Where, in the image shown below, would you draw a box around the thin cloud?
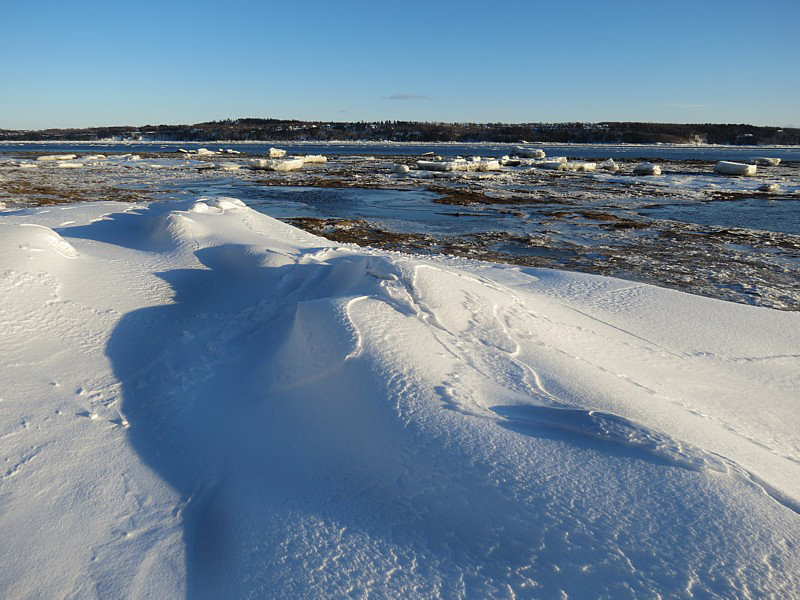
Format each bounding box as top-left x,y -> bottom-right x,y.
664,103 -> 714,109
383,94 -> 430,101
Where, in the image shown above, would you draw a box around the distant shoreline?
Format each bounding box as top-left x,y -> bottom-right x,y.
2,119 -> 798,146
2,139 -> 799,150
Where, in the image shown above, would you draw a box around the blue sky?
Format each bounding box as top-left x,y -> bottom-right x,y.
2,0 -> 798,129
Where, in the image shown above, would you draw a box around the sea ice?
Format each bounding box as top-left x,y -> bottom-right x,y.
300,155 -> 328,164
715,161 -> 757,176
36,154 -> 77,161
752,157 -> 781,166
249,158 -> 306,172
634,162 -> 662,175
598,158 -> 619,172
514,146 -> 546,159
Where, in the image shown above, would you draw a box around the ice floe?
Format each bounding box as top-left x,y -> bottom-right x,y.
633,162 -> 662,175
752,157 -> 781,166
715,161 -> 758,176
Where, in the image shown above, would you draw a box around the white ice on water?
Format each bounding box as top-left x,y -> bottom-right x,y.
0,198 -> 798,598
633,162 -> 662,175
715,161 -> 758,176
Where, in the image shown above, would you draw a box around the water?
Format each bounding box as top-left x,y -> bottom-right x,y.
2,142 -> 798,309
2,140 -> 800,162
638,197 -> 800,236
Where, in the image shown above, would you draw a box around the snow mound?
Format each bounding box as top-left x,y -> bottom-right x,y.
715,161 -> 757,176
190,197 -> 247,214
0,223 -> 79,271
1,199 -> 799,598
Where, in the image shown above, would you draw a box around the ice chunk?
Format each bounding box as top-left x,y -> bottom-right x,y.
564,162 -> 597,172
416,158 -> 500,172
759,183 -> 780,193
218,162 -> 242,171
514,147 -> 546,159
499,155 -> 522,167
751,157 -> 780,166
714,161 -> 757,176
195,148 -> 216,156
249,158 -> 306,172
598,158 -> 619,172
57,161 -> 84,169
416,160 -> 460,172
36,154 -> 77,161
300,155 -> 327,164
269,148 -> 287,158
223,149 -> 241,154
476,159 -> 501,172
392,164 -> 410,174
633,162 -> 662,176
537,160 -> 568,171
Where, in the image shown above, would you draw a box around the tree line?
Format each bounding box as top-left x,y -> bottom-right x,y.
1,119 -> 797,145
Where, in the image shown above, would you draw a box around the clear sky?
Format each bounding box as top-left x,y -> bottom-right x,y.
2,0 -> 798,129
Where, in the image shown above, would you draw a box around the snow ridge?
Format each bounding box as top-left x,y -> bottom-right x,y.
1,199 -> 798,598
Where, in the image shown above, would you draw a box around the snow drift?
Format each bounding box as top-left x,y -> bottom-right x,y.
1,199 -> 799,598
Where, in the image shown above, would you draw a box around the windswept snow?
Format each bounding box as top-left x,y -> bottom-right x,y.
1,198 -> 799,598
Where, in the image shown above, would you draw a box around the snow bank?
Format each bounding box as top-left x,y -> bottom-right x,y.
1,199 -> 799,598
633,162 -> 662,175
715,161 -> 757,176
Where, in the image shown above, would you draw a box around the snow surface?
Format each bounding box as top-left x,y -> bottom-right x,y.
1,199 -> 799,598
